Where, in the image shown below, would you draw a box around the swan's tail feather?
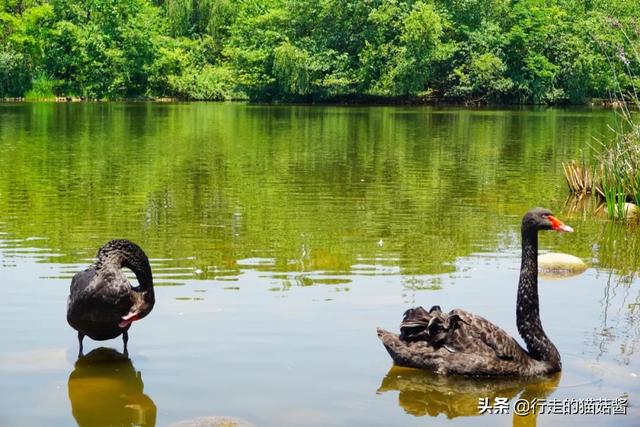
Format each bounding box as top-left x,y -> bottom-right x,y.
377,328 -> 444,373
398,306 -> 464,348
399,306 -> 432,341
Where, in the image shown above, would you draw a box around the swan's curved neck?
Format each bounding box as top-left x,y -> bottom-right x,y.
125,256 -> 154,292
97,243 -> 154,292
516,229 -> 560,368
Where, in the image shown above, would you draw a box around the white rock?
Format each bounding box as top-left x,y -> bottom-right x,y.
538,253 -> 588,278
615,202 -> 639,219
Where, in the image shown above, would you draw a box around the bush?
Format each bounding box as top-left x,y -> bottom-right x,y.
24,73 -> 58,100
0,48 -> 30,97
168,64 -> 240,100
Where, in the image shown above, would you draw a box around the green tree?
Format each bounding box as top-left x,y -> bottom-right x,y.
225,0 -> 289,99
42,0 -> 166,98
360,0 -> 451,97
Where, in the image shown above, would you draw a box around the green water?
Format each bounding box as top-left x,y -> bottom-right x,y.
0,103 -> 638,426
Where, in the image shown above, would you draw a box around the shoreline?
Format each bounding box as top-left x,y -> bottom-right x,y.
0,96 -> 621,108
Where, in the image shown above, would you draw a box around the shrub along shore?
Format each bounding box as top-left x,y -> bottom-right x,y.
1,0 -> 639,104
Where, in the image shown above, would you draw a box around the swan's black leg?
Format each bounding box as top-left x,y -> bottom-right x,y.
123,330 -> 129,356
77,332 -> 85,358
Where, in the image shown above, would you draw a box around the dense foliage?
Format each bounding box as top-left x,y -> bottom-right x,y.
1,0 -> 639,103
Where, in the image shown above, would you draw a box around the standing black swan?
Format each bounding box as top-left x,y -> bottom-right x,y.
67,239 -> 155,355
377,208 -> 573,376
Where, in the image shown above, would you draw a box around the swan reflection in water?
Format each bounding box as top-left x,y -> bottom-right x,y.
68,347 -> 156,427
378,366 -> 560,425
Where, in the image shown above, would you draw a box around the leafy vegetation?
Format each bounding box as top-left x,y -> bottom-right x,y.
562,16 -> 640,220
1,0 -> 639,102
599,17 -> 640,219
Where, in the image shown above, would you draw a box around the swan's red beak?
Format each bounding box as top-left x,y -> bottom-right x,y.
548,215 -> 574,233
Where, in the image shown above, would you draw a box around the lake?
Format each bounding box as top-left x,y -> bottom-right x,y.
0,103 -> 637,426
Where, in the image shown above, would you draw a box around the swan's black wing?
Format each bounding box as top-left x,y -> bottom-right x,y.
67,267 -> 135,339
399,306 -> 524,360
378,306 -> 536,376
69,268 -> 96,294
445,309 -> 524,361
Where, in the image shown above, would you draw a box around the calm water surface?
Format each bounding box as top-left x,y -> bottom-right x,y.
0,103 -> 638,426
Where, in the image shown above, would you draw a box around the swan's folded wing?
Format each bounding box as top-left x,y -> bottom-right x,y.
70,268 -> 96,293
448,309 -> 524,361
68,267 -> 134,322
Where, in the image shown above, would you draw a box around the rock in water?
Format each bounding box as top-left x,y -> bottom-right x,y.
538,253 -> 587,277
616,202 -> 639,219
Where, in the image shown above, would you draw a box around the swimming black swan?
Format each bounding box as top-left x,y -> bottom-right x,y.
377,208 -> 573,376
67,240 -> 155,355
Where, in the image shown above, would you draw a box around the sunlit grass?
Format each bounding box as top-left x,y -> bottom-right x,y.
24,74 -> 58,101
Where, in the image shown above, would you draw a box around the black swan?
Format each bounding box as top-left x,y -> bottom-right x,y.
67,239 -> 155,355
377,208 -> 573,376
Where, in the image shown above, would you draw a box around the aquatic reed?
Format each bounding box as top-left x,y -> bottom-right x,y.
598,131 -> 640,218
591,19 -> 640,220
562,160 -> 597,195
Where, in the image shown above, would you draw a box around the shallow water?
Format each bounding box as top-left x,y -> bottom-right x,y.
0,103 -> 638,426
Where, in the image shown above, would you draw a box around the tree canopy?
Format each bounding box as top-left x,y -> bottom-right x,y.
1,0 -> 639,103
